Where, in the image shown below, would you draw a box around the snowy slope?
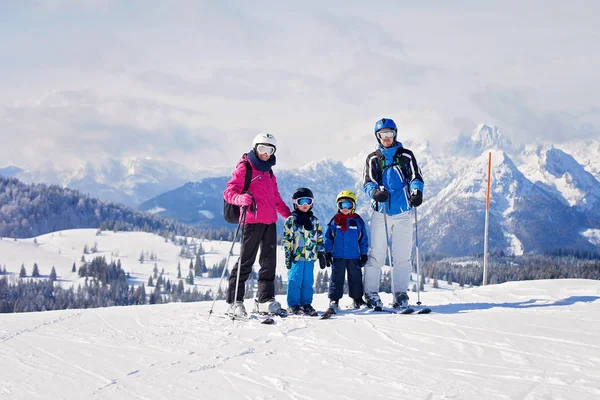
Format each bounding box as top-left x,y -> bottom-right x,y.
0,229 -> 313,291
1,279 -> 599,399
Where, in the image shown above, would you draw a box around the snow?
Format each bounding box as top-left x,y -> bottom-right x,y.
1,279 -> 599,399
503,232 -> 524,256
0,229 -> 320,292
198,210 -> 215,219
146,206 -> 166,214
581,229 -> 600,246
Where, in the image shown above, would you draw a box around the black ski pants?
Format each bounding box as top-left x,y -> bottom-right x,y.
227,222 -> 277,303
328,258 -> 363,301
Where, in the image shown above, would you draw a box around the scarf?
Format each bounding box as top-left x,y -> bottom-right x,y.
378,142 -> 402,167
247,150 -> 276,172
292,210 -> 314,231
333,212 -> 357,232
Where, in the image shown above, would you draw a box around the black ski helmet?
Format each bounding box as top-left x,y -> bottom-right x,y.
292,187 -> 314,210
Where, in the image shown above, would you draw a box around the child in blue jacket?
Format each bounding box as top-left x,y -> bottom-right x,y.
283,187 -> 326,316
324,190 -> 369,312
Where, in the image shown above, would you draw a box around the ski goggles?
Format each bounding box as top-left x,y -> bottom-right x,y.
294,197 -> 313,206
377,129 -> 396,139
338,200 -> 354,210
256,144 -> 276,155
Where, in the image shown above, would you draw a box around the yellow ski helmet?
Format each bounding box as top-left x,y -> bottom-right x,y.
336,190 -> 357,211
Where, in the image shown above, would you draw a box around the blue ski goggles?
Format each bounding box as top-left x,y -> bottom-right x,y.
294,197 -> 313,206
338,200 -> 354,210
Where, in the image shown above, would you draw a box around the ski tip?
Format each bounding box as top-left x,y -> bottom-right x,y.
400,308 -> 415,314
416,308 -> 432,314
261,317 -> 275,324
320,312 -> 334,320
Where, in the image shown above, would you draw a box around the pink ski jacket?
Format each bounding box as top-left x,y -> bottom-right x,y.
223,154 -> 291,225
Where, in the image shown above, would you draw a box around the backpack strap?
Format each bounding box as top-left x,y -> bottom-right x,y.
377,148 -> 403,171
241,159 -> 253,193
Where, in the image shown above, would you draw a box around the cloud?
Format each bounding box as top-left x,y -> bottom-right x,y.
1,1 -> 599,172
0,90 -> 227,169
470,86 -> 600,144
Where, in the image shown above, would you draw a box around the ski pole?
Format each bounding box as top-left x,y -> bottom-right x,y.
208,206 -> 246,319
231,206 -> 248,320
382,201 -> 394,294
414,207 -> 422,306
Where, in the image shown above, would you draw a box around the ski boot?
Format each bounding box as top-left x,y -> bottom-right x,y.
392,292 -> 410,309
302,304 -> 318,317
226,301 -> 247,318
365,292 -> 384,311
288,305 -> 302,315
254,298 -> 287,317
352,297 -> 366,309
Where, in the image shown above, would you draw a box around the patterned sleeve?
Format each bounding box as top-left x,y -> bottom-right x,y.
283,216 -> 295,259
314,217 -> 324,253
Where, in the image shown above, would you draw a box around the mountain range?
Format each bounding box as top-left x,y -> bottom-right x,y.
2,124 -> 599,256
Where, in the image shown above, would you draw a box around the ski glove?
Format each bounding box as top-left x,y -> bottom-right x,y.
410,189 -> 423,207
359,254 -> 368,267
318,252 -> 327,270
236,193 -> 253,207
371,188 -> 389,202
285,253 -> 294,270
325,252 -> 333,267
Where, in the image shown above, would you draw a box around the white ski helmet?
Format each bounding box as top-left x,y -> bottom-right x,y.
252,133 -> 277,149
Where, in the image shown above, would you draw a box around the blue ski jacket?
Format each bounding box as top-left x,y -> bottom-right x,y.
363,141 -> 424,215
323,213 -> 369,259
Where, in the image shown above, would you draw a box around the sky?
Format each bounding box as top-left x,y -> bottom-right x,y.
1,0 -> 599,171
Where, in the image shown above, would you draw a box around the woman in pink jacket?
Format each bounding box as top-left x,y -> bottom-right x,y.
223,133 -> 291,317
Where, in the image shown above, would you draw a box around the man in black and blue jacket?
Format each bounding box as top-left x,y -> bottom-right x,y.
362,118 -> 424,310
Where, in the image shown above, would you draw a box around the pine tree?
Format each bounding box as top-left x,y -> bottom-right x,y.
153,263 -> 158,279
186,270 -> 194,285
49,267 -> 57,282
139,251 -> 145,263
72,262 -> 76,273
32,263 -> 40,278
177,262 -> 181,279
19,264 -> 27,278
148,276 -> 154,287
83,244 -> 89,254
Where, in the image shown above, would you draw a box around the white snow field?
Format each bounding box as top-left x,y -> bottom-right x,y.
1,279 -> 599,400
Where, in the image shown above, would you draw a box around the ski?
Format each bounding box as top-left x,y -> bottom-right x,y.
376,307 -> 414,314
213,312 -> 277,324
320,307 -> 335,319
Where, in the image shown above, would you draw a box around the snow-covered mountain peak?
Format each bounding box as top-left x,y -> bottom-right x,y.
518,145 -> 600,209
471,124 -> 512,151
296,157 -> 346,175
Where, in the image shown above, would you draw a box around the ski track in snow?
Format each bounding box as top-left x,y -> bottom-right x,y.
1,280 -> 600,399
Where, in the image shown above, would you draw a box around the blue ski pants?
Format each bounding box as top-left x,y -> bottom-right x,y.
287,260 -> 315,307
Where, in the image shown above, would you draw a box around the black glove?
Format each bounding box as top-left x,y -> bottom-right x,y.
372,188 -> 389,202
325,252 -> 332,268
359,254 -> 368,267
285,254 -> 294,270
318,252 -> 326,269
410,189 -> 423,207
